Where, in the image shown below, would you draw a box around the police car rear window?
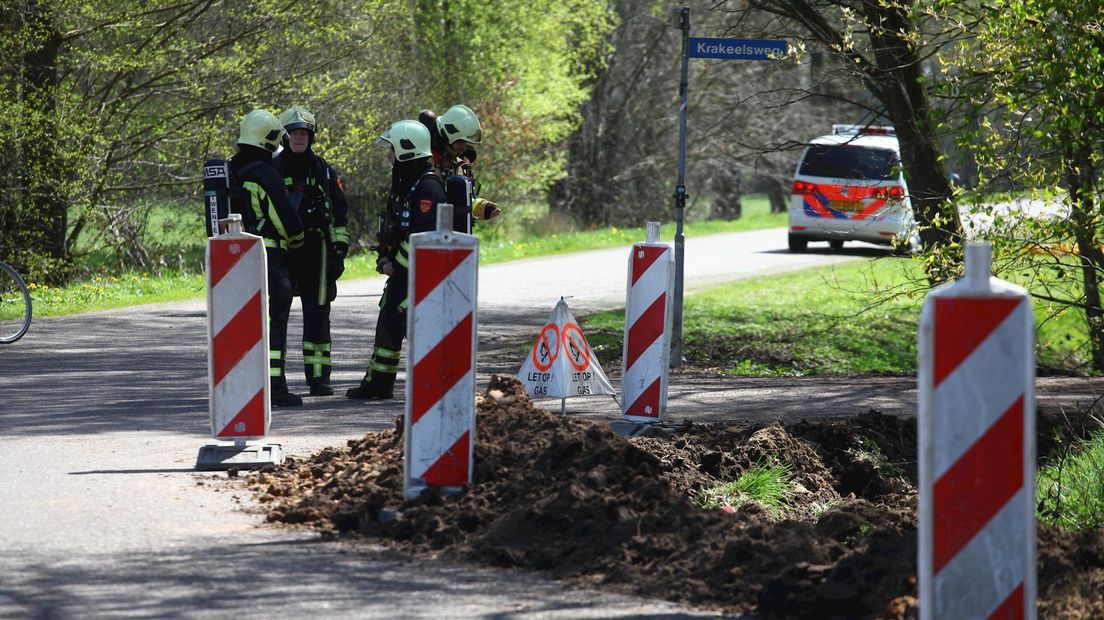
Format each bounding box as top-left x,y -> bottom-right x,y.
798,145 -> 899,181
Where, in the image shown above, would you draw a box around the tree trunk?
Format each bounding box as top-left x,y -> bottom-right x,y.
709,169 -> 742,220
764,177 -> 789,214
10,1 -> 68,282
1066,140 -> 1104,372
861,0 -> 961,282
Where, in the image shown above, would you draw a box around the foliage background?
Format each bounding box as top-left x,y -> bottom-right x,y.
1,0 -> 614,281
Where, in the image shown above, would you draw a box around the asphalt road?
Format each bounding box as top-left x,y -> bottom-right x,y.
0,228 -> 982,618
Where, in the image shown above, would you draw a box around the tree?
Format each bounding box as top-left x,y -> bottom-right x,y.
948,0 -> 1104,370
406,0 -> 614,200
1,1 -> 68,281
2,0 -> 615,280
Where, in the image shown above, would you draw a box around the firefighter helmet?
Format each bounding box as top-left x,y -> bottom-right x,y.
237,109 -> 285,153
279,105 -> 316,134
436,104 -> 482,145
380,120 -> 432,161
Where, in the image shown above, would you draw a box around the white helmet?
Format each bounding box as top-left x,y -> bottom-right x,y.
278,105 -> 317,134
436,104 -> 482,145
380,120 -> 432,161
237,109 -> 285,153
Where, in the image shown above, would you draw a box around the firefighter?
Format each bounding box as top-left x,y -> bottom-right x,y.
229,109 -> 306,407
346,120 -> 446,400
274,105 -> 350,397
418,104 -> 501,234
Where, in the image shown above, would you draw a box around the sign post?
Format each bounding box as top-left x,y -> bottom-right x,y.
669,7 -> 787,367
671,7 -> 690,368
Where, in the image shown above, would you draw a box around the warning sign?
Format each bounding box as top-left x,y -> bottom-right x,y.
517,298 -> 614,400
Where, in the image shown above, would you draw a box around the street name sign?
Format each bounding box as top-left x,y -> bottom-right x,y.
688,38 -> 787,61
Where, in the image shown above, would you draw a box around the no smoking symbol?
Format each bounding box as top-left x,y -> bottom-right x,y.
561,323 -> 590,372
532,324 -> 560,372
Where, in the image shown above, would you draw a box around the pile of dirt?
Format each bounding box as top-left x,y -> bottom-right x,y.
240,376 -> 1104,619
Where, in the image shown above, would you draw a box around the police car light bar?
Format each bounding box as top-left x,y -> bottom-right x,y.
832,124 -> 897,137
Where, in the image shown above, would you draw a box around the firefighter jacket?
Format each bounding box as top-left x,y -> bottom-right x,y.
272,150 -> 350,254
378,166 -> 446,276
229,147 -> 305,251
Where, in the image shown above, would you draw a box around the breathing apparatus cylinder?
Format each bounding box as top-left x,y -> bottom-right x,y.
203,159 -> 232,237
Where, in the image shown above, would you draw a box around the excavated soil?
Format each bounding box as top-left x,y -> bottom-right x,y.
238,376 -> 1104,619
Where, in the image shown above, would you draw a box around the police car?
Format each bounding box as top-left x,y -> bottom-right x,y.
787,124 -> 918,253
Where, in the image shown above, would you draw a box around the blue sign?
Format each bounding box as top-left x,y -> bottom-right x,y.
689,38 -> 787,61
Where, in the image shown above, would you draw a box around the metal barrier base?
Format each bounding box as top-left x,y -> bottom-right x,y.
195,443 -> 283,471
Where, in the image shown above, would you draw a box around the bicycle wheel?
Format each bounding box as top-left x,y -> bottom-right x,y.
0,262 -> 32,344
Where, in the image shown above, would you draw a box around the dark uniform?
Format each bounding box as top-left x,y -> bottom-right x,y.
347,161 -> 446,399
273,150 -> 350,393
229,145 -> 305,404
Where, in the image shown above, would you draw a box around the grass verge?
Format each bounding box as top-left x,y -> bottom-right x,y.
584,255 -> 1089,376
1038,429 -> 1104,530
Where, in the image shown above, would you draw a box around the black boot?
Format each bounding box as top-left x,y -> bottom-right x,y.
272,389 -> 303,407
345,374 -> 394,400
269,346 -> 301,406
308,382 -> 335,397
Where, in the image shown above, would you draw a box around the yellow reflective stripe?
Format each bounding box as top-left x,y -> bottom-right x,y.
245,180 -> 294,248
395,240 -> 410,266
262,185 -> 299,247
269,350 -> 282,360
369,360 -> 399,373
373,346 -> 400,360
269,368 -> 282,377
303,341 -> 332,352
317,241 -> 327,306
304,355 -> 330,365
331,226 -> 349,244
243,181 -> 266,222
399,297 -> 409,310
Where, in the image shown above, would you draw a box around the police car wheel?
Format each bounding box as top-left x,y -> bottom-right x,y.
829,240 -> 844,250
788,234 -> 808,253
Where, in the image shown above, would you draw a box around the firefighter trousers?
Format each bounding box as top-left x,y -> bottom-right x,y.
267,250 -> 294,393
292,231 -> 335,387
360,272 -> 407,389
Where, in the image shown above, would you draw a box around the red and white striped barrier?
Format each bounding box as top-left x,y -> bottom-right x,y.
206,225 -> 270,439
918,242 -> 1035,619
622,222 -> 674,423
404,205 -> 479,499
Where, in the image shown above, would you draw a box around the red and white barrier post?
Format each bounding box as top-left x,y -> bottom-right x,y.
918,242 -> 1035,619
404,204 -> 479,499
197,214 -> 282,470
622,222 -> 674,423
